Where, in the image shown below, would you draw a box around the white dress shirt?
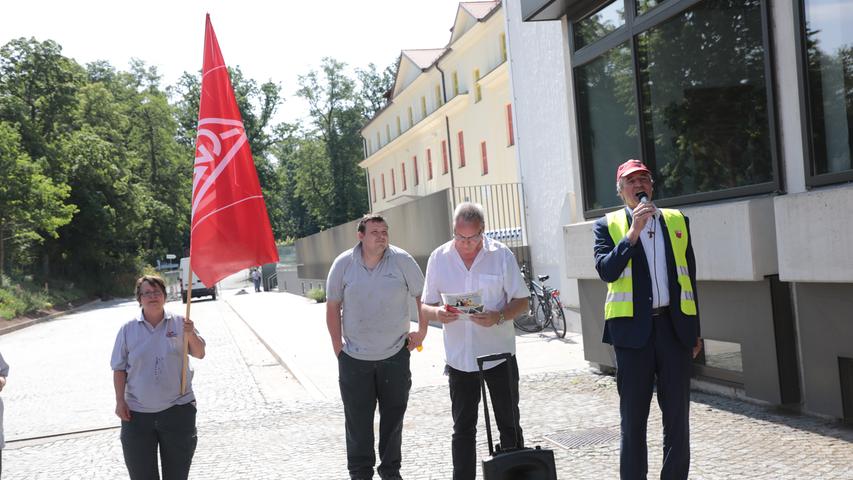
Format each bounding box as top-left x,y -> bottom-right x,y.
422,237 -> 529,372
635,209 -> 670,309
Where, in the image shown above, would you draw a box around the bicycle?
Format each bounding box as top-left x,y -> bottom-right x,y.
513,263 -> 567,338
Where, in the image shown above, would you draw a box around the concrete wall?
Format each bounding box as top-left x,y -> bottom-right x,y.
578,277 -> 792,405
794,283 -> 853,419
564,198 -> 780,282
775,187 -> 853,283
503,0 -> 581,332
276,267 -> 324,297
296,189 -> 453,281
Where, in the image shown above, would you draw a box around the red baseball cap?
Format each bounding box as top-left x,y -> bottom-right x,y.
616,159 -> 652,182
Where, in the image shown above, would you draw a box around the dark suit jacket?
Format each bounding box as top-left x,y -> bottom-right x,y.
593,208 -> 700,350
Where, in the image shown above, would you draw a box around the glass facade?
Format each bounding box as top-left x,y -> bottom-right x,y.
637,0 -> 773,198
575,44 -> 638,209
803,0 -> 853,177
702,339 -> 743,373
574,1 -> 625,50
636,0 -> 666,15
572,0 -> 776,214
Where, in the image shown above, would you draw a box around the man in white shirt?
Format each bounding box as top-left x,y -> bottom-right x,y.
421,202 -> 529,480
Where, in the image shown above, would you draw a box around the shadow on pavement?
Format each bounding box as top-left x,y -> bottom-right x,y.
690,389 -> 853,442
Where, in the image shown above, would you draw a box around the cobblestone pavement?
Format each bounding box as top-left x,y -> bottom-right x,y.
2,276 -> 852,479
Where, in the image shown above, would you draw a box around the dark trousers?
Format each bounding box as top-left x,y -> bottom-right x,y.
614,312 -> 692,480
338,346 -> 411,480
447,356 -> 523,480
120,403 -> 198,480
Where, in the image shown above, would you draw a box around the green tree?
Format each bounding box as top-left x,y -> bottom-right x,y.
0,38 -> 83,279
170,71 -> 201,149
297,58 -> 369,227
293,137 -> 335,229
82,59 -> 192,266
0,38 -> 84,174
356,62 -> 395,120
53,128 -> 151,292
129,91 -> 191,258
269,123 -> 318,239
0,122 -> 75,285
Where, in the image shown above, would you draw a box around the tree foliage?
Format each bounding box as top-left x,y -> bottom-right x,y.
0,122 -> 75,286
289,57 -> 393,231
0,35 -> 392,297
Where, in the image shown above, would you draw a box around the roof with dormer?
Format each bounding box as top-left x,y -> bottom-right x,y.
362,1 -> 502,132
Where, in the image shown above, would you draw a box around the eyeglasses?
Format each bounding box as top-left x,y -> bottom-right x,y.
623,175 -> 653,186
453,232 -> 483,242
140,290 -> 164,298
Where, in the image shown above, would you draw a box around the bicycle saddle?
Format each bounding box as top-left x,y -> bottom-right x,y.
537,275 -> 549,282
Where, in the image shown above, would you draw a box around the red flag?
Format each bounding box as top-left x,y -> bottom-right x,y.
190,14 -> 278,287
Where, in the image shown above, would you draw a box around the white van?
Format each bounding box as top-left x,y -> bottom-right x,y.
179,257 -> 217,303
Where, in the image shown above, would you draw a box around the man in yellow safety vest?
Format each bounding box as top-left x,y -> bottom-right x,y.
593,159 -> 703,480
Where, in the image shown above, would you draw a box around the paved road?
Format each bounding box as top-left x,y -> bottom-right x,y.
1,272 -> 851,479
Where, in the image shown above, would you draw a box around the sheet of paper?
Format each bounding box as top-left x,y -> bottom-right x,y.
440,292 -> 484,320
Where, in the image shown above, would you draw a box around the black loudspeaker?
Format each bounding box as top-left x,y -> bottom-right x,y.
482,445 -> 557,479
477,353 -> 558,480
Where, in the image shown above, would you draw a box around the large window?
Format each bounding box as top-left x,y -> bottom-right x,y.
572,0 -> 778,214
800,0 -> 853,185
637,1 -> 773,199
458,131 -> 467,167
576,44 -> 639,209
442,140 -> 449,174
573,1 -> 625,50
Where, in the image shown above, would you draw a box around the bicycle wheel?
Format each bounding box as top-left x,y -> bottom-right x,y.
536,299 -> 553,332
514,295 -> 544,332
549,297 -> 567,338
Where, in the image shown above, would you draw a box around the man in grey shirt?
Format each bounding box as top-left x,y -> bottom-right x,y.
326,213 -> 427,480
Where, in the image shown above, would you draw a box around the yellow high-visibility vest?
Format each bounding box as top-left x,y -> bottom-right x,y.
604,208 -> 697,319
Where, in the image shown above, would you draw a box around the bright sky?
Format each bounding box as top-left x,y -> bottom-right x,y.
1,0 -> 468,124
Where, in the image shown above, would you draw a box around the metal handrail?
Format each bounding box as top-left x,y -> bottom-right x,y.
264,272 -> 278,291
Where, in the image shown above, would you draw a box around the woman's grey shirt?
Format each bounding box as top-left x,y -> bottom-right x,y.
111,311 -> 203,413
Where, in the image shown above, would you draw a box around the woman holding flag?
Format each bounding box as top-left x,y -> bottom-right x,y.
106,12 -> 276,478
111,275 -> 206,480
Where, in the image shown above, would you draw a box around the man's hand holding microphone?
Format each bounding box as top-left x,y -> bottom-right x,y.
628,191 -> 656,245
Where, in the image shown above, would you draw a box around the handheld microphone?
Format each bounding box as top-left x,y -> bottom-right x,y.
636,191 -> 657,237
637,191 -> 656,217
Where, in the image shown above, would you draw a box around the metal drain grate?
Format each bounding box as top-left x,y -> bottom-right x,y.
542,427 -> 620,449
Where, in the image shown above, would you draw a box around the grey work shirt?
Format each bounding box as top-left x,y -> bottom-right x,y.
110,311 -> 204,413
326,244 -> 425,361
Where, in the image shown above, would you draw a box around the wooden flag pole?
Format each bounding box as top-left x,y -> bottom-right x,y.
180,255 -> 193,395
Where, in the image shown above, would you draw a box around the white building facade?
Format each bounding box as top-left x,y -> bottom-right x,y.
360,2 -> 520,214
